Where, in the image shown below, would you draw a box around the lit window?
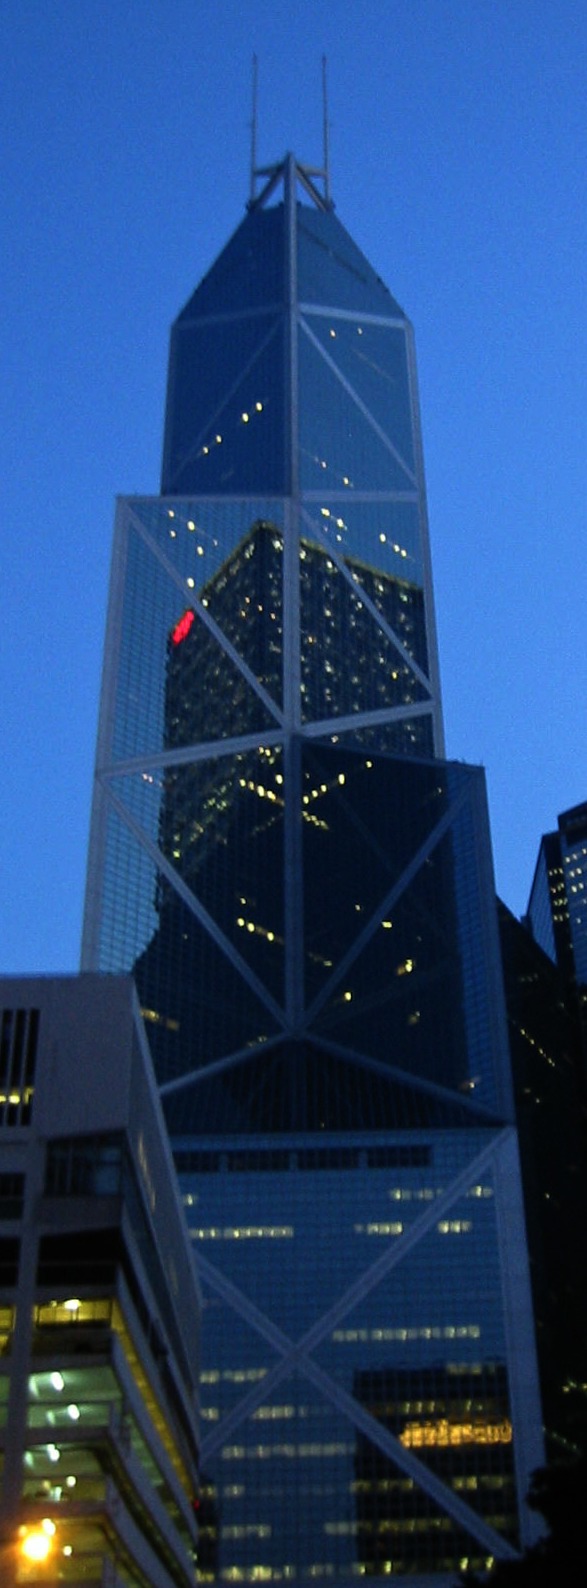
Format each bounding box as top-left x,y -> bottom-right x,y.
437,1220 -> 472,1235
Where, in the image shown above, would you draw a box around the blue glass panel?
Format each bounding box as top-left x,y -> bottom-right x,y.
299,514 -> 428,689
133,884 -> 281,1080
97,803 -> 158,969
167,1043 -> 481,1136
163,321 -> 286,494
301,746 -> 453,1008
176,1137 -> 519,1583
112,527 -> 274,762
112,501 -> 285,755
526,839 -> 557,963
161,599 -> 277,746
175,205 -> 285,320
129,497 -> 284,595
312,847 -> 468,1087
308,767 -> 501,1112
201,520 -> 284,711
448,778 -> 503,1111
559,814 -> 587,983
313,1152 -> 506,1383
109,747 -> 285,1007
301,314 -> 416,475
299,540 -> 429,724
161,316 -> 282,495
298,207 -> 405,317
333,717 -> 436,759
112,522 -> 177,761
299,331 -> 414,492
301,498 -> 424,590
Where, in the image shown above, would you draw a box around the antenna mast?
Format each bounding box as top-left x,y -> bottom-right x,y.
322,55 -> 331,206
247,57 -> 333,213
250,54 -> 259,205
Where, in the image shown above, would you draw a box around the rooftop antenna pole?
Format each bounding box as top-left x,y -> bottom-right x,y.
322,55 -> 331,205
250,54 -> 259,205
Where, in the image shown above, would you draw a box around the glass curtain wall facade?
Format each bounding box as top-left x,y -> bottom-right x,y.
528,801 -> 587,988
83,155 -> 543,1583
527,801 -> 587,1082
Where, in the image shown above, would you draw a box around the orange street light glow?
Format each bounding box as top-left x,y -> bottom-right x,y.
21,1529 -> 53,1561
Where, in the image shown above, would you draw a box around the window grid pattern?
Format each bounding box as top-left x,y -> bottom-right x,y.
0,1005 -> 39,1127
178,1142 -> 517,1582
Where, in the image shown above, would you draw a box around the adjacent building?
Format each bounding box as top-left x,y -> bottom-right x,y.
497,901 -> 587,1450
0,974 -> 201,1587
526,794 -> 587,1029
82,153 -> 544,1582
527,800 -> 587,1075
526,799 -> 587,987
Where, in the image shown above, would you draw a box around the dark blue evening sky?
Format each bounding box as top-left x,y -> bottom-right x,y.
1,0 -> 586,972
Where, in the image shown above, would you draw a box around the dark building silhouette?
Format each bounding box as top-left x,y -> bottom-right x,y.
498,901 -> 587,1452
527,800 -> 587,1088
83,153 -> 543,1583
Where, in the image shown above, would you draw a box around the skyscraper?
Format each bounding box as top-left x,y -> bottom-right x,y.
527,800 -> 587,997
497,900 -> 587,1446
83,153 -> 543,1582
527,799 -> 587,1088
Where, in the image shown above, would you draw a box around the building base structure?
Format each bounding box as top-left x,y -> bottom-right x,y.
174,1119 -> 542,1583
0,975 -> 201,1587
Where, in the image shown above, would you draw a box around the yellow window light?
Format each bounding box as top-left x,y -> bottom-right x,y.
20,1523 -> 55,1562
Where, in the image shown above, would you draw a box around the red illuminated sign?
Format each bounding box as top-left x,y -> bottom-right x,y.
171,609 -> 195,645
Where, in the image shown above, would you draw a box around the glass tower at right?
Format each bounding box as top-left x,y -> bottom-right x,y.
83,154 -> 544,1583
528,800 -> 587,989
527,798 -> 587,1082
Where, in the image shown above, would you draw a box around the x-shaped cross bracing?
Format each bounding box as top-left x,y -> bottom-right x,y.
100,769 -> 472,1049
197,1127 -> 518,1561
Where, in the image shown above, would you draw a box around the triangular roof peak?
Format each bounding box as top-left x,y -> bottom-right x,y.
248,152 -> 333,214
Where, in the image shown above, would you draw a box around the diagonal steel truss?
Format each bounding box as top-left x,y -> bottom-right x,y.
98,765 -> 474,1056
90,448 -> 460,1068
196,1130 -> 519,1561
